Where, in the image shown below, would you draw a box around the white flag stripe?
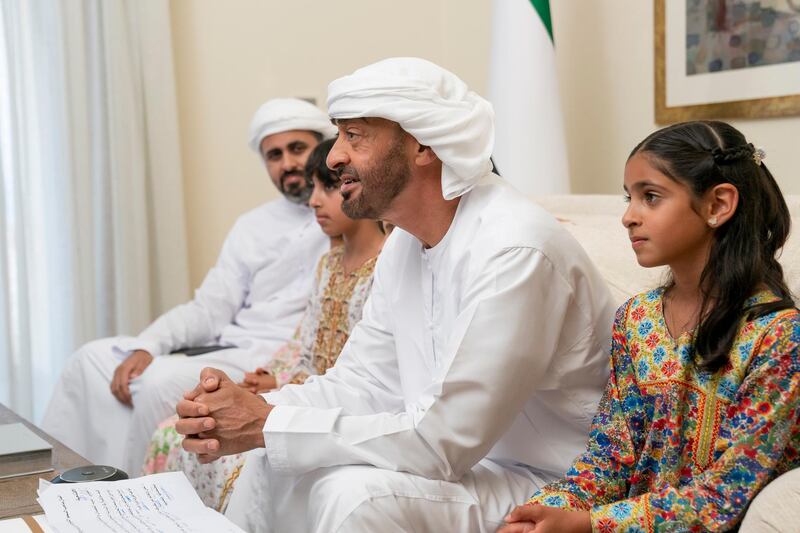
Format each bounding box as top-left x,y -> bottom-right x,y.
489,0 -> 570,194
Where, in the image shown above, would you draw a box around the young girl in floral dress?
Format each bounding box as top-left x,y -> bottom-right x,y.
502,121 -> 800,532
141,138 -> 385,511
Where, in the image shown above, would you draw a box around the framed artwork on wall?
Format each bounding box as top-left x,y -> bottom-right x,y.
655,0 -> 800,123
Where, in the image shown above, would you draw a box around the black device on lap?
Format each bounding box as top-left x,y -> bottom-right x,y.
171,345 -> 231,357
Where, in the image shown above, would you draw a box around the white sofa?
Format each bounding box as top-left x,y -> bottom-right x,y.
535,195 -> 800,532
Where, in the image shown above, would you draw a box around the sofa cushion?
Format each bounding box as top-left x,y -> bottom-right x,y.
739,468 -> 800,532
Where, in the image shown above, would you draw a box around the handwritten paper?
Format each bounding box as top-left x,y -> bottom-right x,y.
37,472 -> 244,533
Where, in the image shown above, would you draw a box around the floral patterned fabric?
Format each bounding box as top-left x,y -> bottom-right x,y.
265,245 -> 377,387
528,288 -> 800,532
141,246 -> 378,510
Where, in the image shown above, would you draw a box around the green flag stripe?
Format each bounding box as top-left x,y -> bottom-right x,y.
528,0 -> 553,42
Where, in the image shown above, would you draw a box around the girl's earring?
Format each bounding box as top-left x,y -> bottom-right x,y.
708,216 -> 718,227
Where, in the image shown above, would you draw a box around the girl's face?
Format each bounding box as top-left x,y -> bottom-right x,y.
622,153 -> 714,270
308,174 -> 356,238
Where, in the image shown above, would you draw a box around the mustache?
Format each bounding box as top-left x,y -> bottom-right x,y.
280,169 -> 307,189
335,165 -> 360,179
281,169 -> 304,181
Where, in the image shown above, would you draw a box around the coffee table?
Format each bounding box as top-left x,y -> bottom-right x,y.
0,403 -> 90,519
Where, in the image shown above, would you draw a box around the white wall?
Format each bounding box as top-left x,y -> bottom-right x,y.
553,1 -> 800,196
169,0 -> 490,287
170,0 -> 800,287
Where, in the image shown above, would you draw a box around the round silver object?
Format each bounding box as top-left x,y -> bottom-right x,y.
56,465 -> 128,483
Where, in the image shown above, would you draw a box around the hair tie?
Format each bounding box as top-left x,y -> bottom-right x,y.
711,147 -> 725,164
711,143 -> 763,166
752,147 -> 766,166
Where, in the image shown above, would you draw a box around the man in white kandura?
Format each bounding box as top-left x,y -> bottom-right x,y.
175,58 -> 616,532
42,98 -> 335,476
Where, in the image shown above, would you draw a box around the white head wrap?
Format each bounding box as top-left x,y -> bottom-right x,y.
326,57 -> 495,200
248,98 -> 337,152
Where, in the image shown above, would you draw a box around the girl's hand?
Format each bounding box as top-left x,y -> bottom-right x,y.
498,504 -> 592,533
237,367 -> 277,393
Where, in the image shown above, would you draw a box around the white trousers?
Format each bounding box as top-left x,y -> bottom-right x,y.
40,337 -> 266,476
226,449 -> 547,533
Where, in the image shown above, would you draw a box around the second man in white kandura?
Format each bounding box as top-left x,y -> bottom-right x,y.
42,99 -> 334,476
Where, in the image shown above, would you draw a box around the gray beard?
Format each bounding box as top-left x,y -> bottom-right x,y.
341,139 -> 410,219
282,186 -> 312,205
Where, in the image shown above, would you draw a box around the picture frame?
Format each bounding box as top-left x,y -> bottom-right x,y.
655,0 -> 800,123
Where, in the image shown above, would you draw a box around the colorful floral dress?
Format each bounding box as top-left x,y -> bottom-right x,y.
528,288 -> 800,532
141,246 -> 378,510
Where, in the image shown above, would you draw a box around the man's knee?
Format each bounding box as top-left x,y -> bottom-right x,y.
132,362 -> 180,401
309,466 -> 476,532
61,337 -> 119,378
309,467 -> 374,510
134,365 -> 166,391
131,358 -> 200,406
304,467 -> 393,531
338,487 -> 479,533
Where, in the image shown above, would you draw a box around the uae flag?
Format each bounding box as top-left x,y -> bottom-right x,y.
489,0 -> 570,194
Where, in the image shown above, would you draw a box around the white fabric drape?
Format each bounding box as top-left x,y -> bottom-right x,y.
0,0 -> 190,422
488,0 -> 570,194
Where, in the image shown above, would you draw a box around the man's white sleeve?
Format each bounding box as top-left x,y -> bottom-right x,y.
114,220 -> 252,357
262,247 -> 583,481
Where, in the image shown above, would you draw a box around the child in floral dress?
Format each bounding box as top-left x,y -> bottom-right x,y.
502,121 -> 800,532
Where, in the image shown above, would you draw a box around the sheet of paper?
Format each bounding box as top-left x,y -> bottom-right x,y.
37,472 -> 244,533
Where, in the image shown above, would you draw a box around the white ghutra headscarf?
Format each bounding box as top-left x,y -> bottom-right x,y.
327,58 -> 495,200
248,98 -> 337,152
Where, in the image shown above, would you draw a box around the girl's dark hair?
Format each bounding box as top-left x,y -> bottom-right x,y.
304,138 -> 337,187
630,120 -> 794,372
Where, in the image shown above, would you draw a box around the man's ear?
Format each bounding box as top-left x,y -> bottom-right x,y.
413,144 -> 439,167
705,183 -> 739,228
